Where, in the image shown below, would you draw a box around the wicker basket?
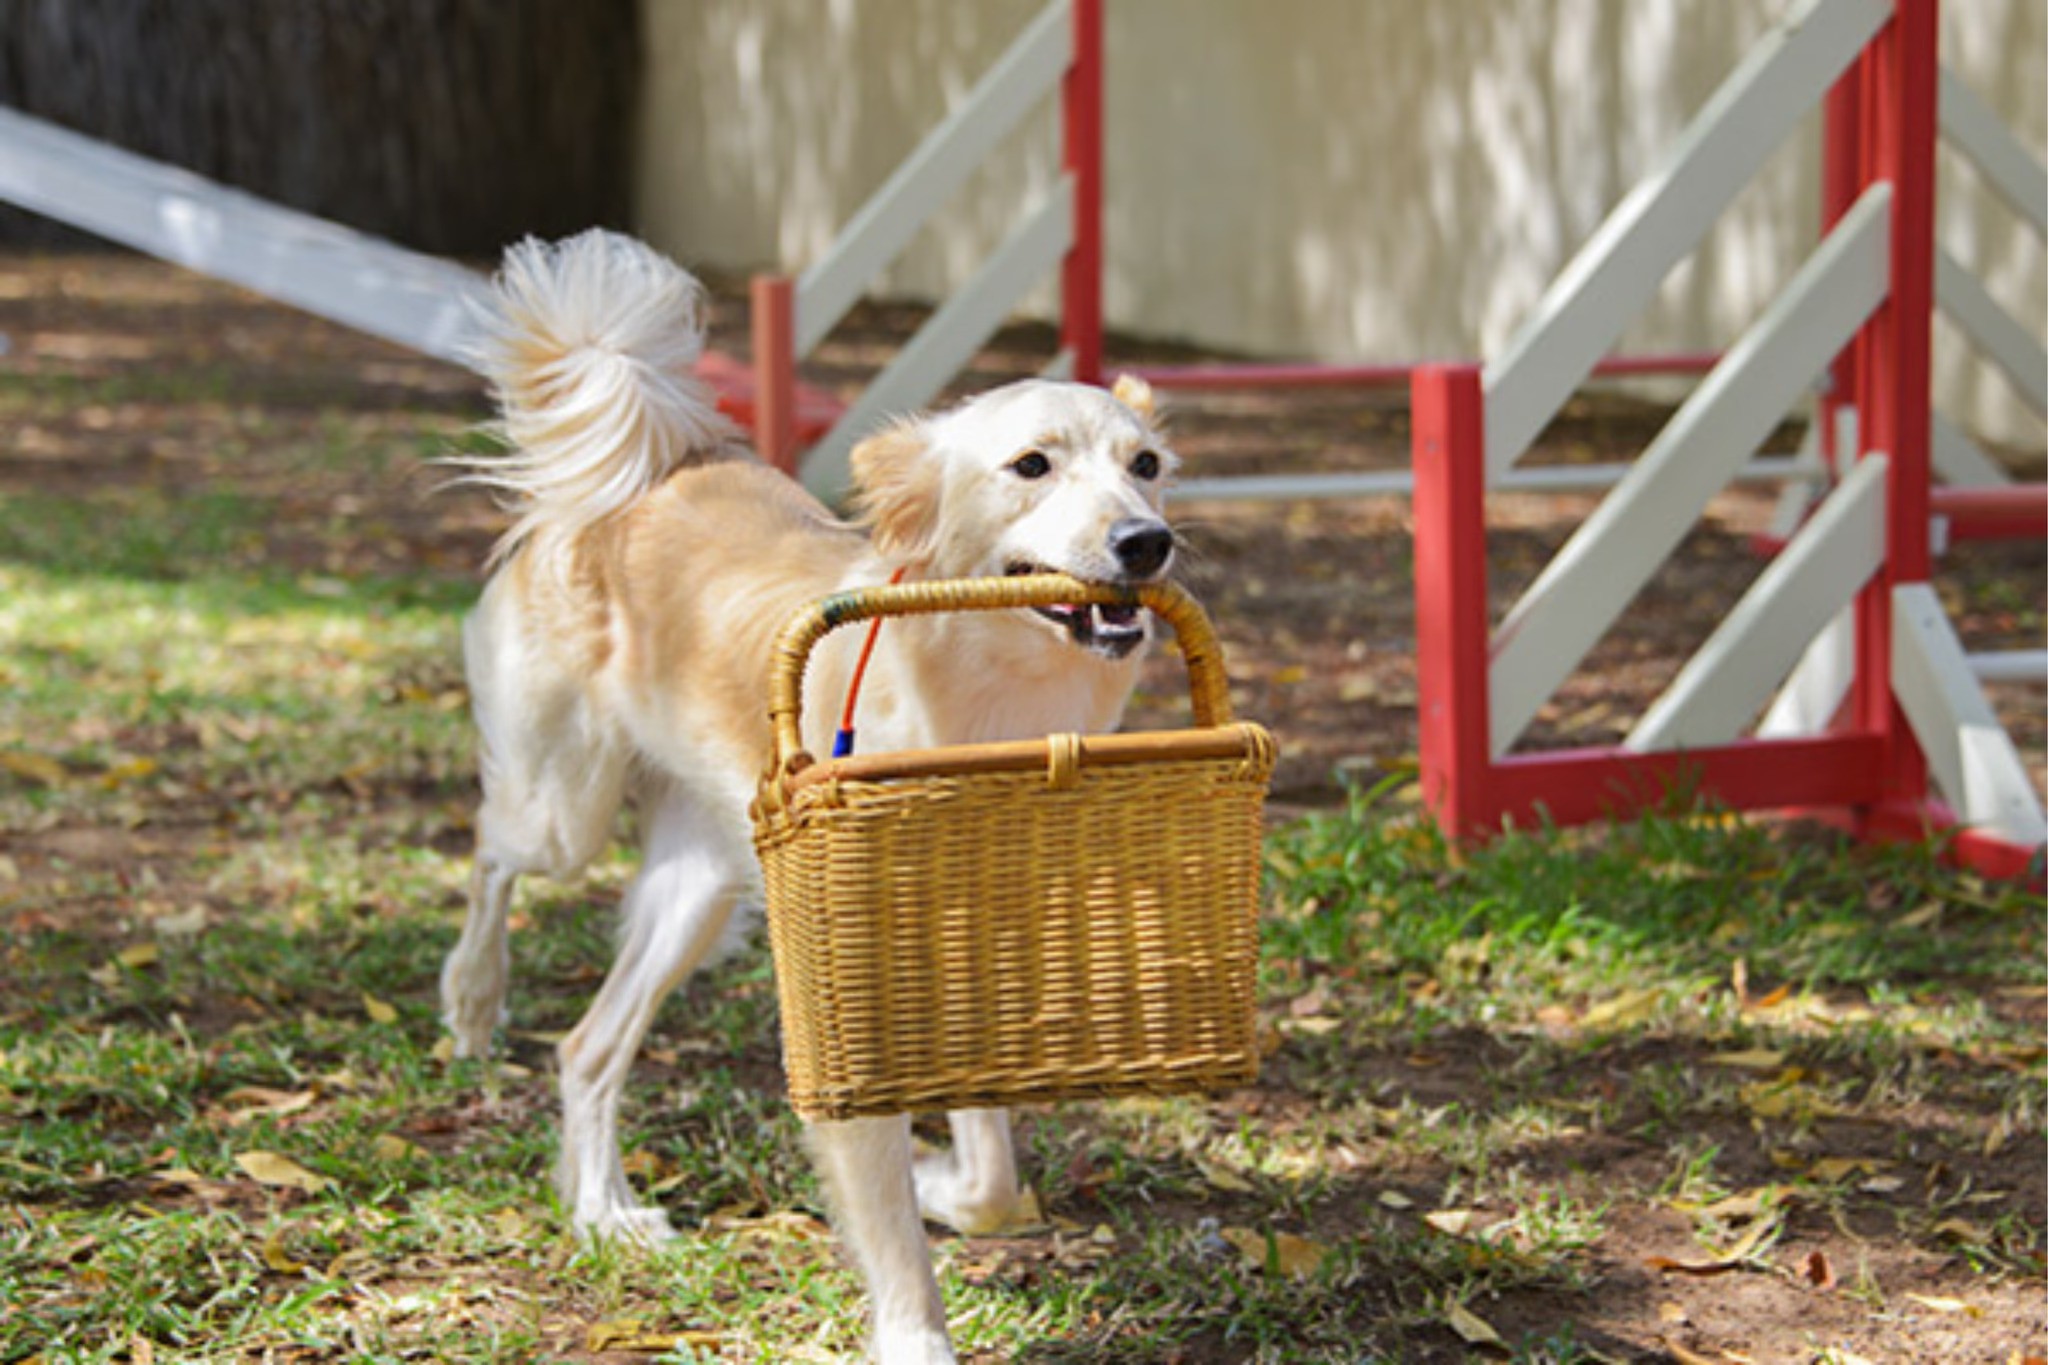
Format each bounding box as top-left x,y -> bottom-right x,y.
749,574 -> 1273,1122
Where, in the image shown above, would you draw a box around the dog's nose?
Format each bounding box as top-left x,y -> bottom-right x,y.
1109,518 -> 1174,578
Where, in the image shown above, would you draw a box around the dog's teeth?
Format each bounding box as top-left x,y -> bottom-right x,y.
1090,604 -> 1140,635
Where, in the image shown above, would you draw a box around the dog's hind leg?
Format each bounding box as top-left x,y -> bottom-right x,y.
809,1115 -> 956,1364
442,594 -> 629,1059
556,784 -> 746,1243
441,857 -> 522,1059
913,1108 -> 1023,1235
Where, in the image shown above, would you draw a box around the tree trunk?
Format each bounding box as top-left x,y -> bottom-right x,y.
0,0 -> 640,255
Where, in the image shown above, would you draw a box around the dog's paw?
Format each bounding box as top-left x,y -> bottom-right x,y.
912,1150 -> 1029,1236
574,1202 -> 679,1247
440,1009 -> 500,1061
870,1323 -> 958,1365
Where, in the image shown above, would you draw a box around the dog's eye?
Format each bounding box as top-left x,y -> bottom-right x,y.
1130,450 -> 1162,481
1009,450 -> 1052,479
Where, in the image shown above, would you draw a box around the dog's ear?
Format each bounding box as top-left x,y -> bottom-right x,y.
1112,373 -> 1158,423
850,418 -> 941,564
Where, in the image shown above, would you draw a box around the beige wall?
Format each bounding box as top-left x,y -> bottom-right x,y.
636,0 -> 2045,450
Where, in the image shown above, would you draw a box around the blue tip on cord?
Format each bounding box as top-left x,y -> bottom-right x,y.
832,728 -> 856,759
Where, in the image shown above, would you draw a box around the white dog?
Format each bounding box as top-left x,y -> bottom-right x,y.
437,230 -> 1178,1363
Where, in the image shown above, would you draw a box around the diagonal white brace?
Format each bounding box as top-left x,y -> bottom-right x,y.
798,179 -> 1074,503
1935,246 -> 2048,416
1892,582 -> 2048,846
1481,0 -> 1888,478
1488,184 -> 1892,758
1628,454 -> 1888,752
1930,412 -> 2017,489
793,0 -> 1070,358
1938,66 -> 2048,236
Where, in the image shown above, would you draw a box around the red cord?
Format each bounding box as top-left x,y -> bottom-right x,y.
834,565 -> 908,755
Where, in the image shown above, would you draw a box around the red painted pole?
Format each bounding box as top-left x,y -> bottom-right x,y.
1061,0 -> 1104,385
1817,52 -> 1864,479
1851,0 -> 1937,810
1412,366 -> 1494,838
751,274 -> 799,477
1871,0 -> 1937,588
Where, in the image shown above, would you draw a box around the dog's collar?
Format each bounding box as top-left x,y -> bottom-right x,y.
832,565 -> 911,758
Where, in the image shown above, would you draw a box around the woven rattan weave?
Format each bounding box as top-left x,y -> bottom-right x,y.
750,574 -> 1273,1121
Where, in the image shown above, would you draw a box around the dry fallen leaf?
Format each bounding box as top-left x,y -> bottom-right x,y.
1647,1253 -> 1745,1278
702,1209 -> 832,1242
1218,1225 -> 1328,1280
0,750 -> 69,786
1905,1292 -> 1983,1318
1931,1217 -> 1995,1246
1645,1211 -> 1782,1277
362,993 -> 398,1025
223,1086 -> 318,1127
260,1228 -> 307,1275
585,1319 -> 721,1353
115,943 -> 161,971
1707,1048 -> 1787,1071
1660,1339 -> 1729,1365
1579,986 -> 1661,1029
1424,1208 -> 1484,1238
1444,1301 -> 1506,1351
371,1133 -> 424,1162
1805,1156 -> 1890,1184
1893,900 -> 1943,930
100,756 -> 158,789
1738,1077 -> 1842,1122
234,1150 -> 333,1194
1692,1186 -> 1786,1223
1196,1159 -> 1255,1195
152,905 -> 210,938
1803,1249 -> 1836,1290
1745,983 -> 1793,1012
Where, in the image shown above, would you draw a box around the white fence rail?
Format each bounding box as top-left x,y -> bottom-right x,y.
0,105 -> 488,366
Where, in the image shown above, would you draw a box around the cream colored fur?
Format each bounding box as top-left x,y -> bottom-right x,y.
438,230 -> 1179,1364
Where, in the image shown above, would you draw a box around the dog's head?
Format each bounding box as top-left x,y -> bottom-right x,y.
851,375 -> 1178,660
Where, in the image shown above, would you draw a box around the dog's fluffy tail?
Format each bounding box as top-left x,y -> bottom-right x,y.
459,230 -> 738,565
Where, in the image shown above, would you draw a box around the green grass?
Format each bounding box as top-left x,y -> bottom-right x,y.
3,410 -> 2044,1361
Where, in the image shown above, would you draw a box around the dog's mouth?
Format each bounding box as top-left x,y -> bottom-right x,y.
1003,563 -> 1148,659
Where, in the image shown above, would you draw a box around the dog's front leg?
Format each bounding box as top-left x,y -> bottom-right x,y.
914,1108 -> 1023,1235
808,1115 -> 955,1364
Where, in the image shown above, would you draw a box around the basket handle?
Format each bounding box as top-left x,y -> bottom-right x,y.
766,574 -> 1235,776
